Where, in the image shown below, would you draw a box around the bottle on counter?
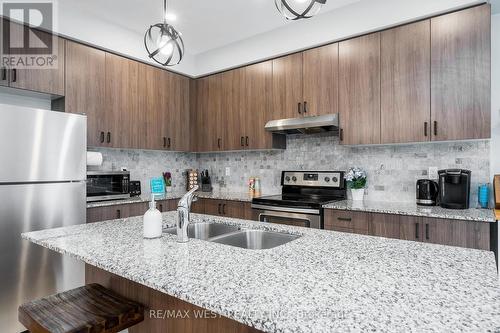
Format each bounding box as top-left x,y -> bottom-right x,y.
143,197 -> 162,239
254,177 -> 261,197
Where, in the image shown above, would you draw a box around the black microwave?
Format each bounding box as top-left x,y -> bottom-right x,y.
86,171 -> 130,202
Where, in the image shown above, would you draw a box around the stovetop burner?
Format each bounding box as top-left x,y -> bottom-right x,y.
252,171 -> 347,210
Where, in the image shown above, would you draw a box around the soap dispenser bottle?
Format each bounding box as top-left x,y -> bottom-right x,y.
143,197 -> 162,239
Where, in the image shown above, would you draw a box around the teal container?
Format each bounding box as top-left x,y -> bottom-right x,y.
150,177 -> 165,197
478,183 -> 489,209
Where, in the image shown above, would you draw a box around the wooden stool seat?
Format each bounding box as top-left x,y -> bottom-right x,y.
19,283 -> 144,333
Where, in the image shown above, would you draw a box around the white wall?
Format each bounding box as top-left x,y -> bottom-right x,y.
194,0 -> 483,76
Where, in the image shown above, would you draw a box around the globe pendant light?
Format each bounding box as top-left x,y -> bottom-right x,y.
144,0 -> 184,66
275,0 -> 327,20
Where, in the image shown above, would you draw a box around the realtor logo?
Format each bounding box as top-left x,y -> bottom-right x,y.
1,1 -> 58,69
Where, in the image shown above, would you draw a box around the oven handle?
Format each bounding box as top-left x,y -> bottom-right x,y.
251,204 -> 319,215
258,212 -> 311,228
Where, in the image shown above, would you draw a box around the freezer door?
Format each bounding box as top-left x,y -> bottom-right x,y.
0,182 -> 86,332
0,104 -> 86,183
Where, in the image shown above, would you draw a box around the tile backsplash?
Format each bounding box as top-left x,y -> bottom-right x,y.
89,135 -> 490,205
197,134 -> 490,204
87,148 -> 194,192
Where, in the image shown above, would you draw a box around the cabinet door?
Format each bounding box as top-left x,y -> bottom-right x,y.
431,5 -> 490,141
222,69 -> 244,151
191,199 -> 205,214
399,216 -> 423,242
381,21 -> 431,144
105,53 -> 139,148
203,199 -> 223,216
422,218 -> 490,250
87,205 -> 130,223
324,210 -> 369,233
65,41 -> 106,147
272,53 -> 303,119
243,61 -> 274,150
370,213 -> 400,239
302,43 -> 339,117
194,76 -> 221,152
221,201 -> 245,219
140,64 -> 169,150
7,22 -> 65,95
168,74 -> 190,151
129,202 -> 148,217
339,33 -> 381,145
0,18 -> 9,87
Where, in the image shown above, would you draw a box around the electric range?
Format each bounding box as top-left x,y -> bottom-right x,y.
252,171 -> 346,229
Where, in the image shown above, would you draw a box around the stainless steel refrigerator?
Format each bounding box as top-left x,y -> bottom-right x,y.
0,103 -> 87,332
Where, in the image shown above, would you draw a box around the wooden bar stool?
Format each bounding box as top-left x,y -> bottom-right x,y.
18,283 -> 144,333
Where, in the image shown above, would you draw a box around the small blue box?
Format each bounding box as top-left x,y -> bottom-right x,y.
150,177 -> 165,196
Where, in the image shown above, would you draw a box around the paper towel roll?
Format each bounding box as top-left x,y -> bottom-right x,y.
87,151 -> 103,166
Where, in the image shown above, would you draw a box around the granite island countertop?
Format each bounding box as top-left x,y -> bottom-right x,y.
324,200 -> 496,223
22,212 -> 500,333
87,191 -> 266,209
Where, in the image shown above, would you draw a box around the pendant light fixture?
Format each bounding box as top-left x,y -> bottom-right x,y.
275,0 -> 327,20
144,0 -> 184,66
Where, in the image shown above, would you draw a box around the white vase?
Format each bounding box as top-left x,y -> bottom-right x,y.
351,188 -> 365,201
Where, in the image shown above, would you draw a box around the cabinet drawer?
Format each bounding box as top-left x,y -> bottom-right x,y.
324,210 -> 369,232
87,204 -> 130,223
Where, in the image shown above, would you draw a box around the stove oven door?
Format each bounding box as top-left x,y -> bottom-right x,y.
252,206 -> 321,229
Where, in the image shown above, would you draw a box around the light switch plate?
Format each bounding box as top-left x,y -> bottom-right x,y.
225,167 -> 231,176
428,167 -> 438,180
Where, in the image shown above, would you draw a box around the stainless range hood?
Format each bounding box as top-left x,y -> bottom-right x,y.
265,114 -> 339,135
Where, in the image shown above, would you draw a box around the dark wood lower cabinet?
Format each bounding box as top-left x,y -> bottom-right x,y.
87,200 -> 178,223
325,209 -> 491,251
196,198 -> 253,220
86,265 -> 262,333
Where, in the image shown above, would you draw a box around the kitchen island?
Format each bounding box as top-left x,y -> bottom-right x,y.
22,212 -> 500,333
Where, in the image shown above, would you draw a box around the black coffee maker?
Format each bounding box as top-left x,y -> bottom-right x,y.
438,169 -> 471,209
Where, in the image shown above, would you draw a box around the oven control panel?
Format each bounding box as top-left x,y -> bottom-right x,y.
282,171 -> 344,188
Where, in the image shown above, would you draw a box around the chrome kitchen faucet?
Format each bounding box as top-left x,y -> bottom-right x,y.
177,185 -> 199,242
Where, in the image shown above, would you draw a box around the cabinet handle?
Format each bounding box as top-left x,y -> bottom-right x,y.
159,204 -> 163,212
415,223 -> 419,239
217,138 -> 221,149
245,136 -> 249,147
163,137 -> 167,148
424,122 -> 428,137
337,217 -> 352,222
218,203 -> 222,215
100,132 -> 105,143
1,67 -> 6,81
339,128 -> 344,142
433,121 -> 438,136
11,69 -> 16,82
107,132 -> 111,143
240,136 -> 245,147
222,204 -> 226,215
298,102 -> 302,114
303,101 -> 307,114
167,137 -> 171,148
116,209 -> 121,219
425,223 -> 430,240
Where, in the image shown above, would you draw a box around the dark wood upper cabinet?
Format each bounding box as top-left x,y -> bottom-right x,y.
168,73 -> 191,152
431,4 -> 491,141
139,63 -> 165,150
193,75 -> 222,152
243,61 -> 277,150
339,33 -> 381,145
65,41 -> 106,148
381,20 -> 431,144
272,53 -> 303,119
221,69 -> 243,151
5,20 -> 65,95
104,53 -> 139,148
302,43 -> 339,117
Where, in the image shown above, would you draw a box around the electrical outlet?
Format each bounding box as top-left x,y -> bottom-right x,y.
428,167 -> 438,180
225,167 -> 231,176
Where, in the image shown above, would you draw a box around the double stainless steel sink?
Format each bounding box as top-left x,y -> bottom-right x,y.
164,223 -> 300,250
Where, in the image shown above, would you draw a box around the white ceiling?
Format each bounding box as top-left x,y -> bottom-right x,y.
63,0 -> 361,55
